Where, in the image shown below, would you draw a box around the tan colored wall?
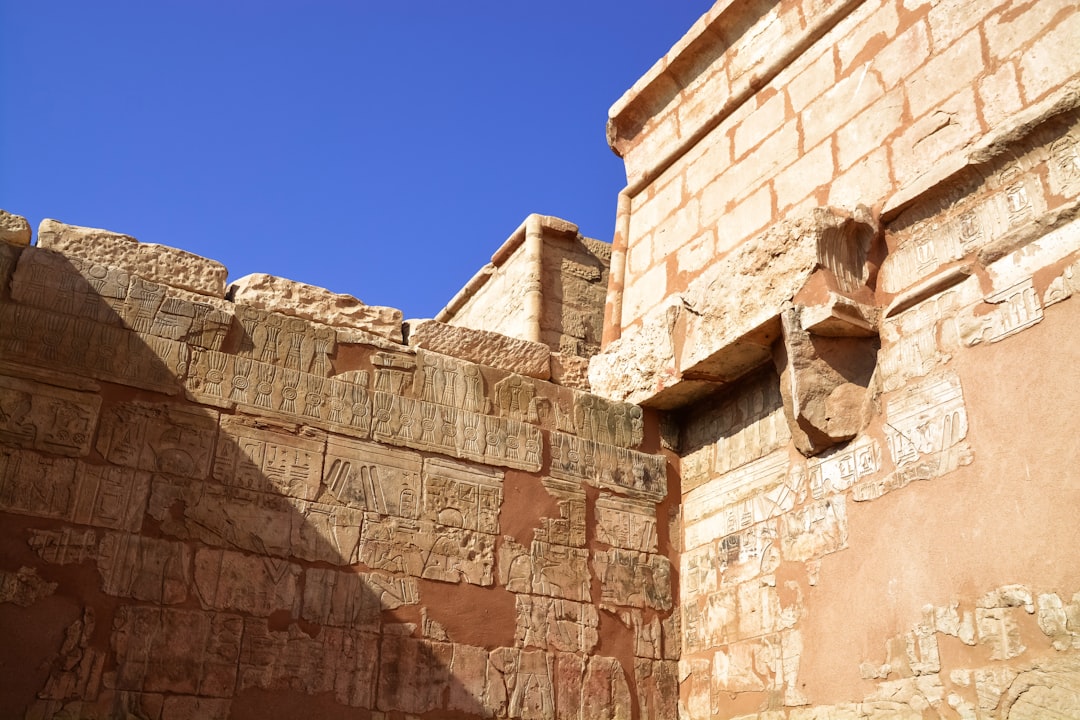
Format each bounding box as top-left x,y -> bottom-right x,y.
0,216 -> 673,720
586,0 -> 1080,717
603,0 -> 1078,341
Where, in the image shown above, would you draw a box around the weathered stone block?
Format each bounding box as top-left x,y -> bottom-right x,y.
228,272 -> 403,341
37,219 -> 228,297
0,209 -> 31,246
406,319 -> 551,380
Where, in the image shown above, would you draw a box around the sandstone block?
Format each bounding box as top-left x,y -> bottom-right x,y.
227,272 -> 402,342
550,352 -> 590,390
0,209 -> 31,246
405,319 -> 550,380
37,219 -> 228,297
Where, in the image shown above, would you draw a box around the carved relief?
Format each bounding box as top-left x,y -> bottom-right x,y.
498,538 -> 591,601
414,349 -> 489,413
96,401 -> 218,479
595,494 -> 658,552
855,371 -> 972,501
805,437 -> 881,499
235,304 -> 335,375
682,450 -> 794,551
0,451 -> 149,531
959,277 -> 1043,345
489,647 -> 556,720
323,436 -> 421,517
780,496 -> 849,562
98,532 -> 191,604
494,373 -> 536,422
571,391 -> 644,448
113,607 -> 242,697
0,374 -> 101,457
213,416 -> 325,500
194,546 -> 301,617
550,430 -> 667,501
28,527 -> 98,565
0,302 -> 185,394
422,457 -> 503,533
360,513 -> 495,586
301,567 -> 418,630
535,478 -> 587,548
187,349 -> 372,437
149,477 -> 363,566
515,595 -> 599,653
593,548 -> 672,610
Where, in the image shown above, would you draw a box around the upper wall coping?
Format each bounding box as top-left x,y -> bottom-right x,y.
435,213 -> 582,323
607,0 -> 863,194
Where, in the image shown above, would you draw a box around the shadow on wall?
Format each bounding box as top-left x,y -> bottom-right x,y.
0,242 -> 497,719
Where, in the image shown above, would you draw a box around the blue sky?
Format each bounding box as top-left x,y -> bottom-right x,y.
1,2 -> 712,319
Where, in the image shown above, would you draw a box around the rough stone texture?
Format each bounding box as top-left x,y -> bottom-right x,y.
0,215 -> 674,719
406,318 -> 551,380
37,218 -> 228,297
228,272 -> 404,342
0,209 -> 31,246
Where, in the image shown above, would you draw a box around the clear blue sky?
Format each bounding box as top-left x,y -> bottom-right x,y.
1,2 -> 712,319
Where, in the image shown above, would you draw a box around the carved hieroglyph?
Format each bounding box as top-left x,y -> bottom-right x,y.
0,374 -> 101,457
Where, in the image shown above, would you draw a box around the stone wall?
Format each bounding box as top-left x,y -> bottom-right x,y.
0,215 -> 675,719
588,0 -> 1080,717
438,214 -> 611,364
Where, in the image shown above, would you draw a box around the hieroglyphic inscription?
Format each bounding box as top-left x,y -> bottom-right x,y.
187,349 -> 371,437
962,278 -> 1043,345
12,248 -> 232,350
572,391 -> 644,448
96,401 -> 218,479
359,514 -> 495,586
683,372 -> 790,479
413,350 -> 488,413
422,457 -> 502,533
489,647 -> 556,720
149,477 -> 363,565
213,416 -> 325,500
235,304 -> 335,376
0,451 -> 149,531
0,302 -> 185,394
28,527 -> 98,565
806,437 -> 881,499
373,390 -> 542,472
535,478 -> 586,548
549,431 -> 666,501
855,371 -> 971,500
682,450 -> 796,550
884,116 -> 1080,293
878,283 -> 974,392
0,374 -> 101,457
593,548 -> 672,611
780,496 -> 849,562
323,436 -> 421,517
515,595 -> 599,653
595,494 -> 658,552
301,567 -> 419,630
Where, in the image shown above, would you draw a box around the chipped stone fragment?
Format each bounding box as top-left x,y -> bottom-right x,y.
229,272 -> 403,341
0,566 -> 57,606
0,209 -> 31,245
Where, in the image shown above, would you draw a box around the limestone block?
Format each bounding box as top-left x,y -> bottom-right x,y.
194,547 -> 300,617
581,656 -> 632,720
535,478 -> 587,548
98,532 -> 191,604
549,431 -> 667,501
12,247 -> 233,350
0,209 -> 31,245
515,595 -> 599,653
0,374 -> 102,457
96,400 -> 219,479
0,301 -> 187,395
407,319 -> 550,380
228,272 -> 403,342
37,218 -> 228,297
214,415 -> 326,500
550,352 -> 590,390
0,451 -> 150,531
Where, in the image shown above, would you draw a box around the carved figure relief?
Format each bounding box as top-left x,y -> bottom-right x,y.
97,401 -> 218,479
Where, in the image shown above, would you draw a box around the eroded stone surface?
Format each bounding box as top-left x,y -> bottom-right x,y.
0,209 -> 31,246
37,219 -> 228,297
407,319 -> 551,380
229,272 -> 403,341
